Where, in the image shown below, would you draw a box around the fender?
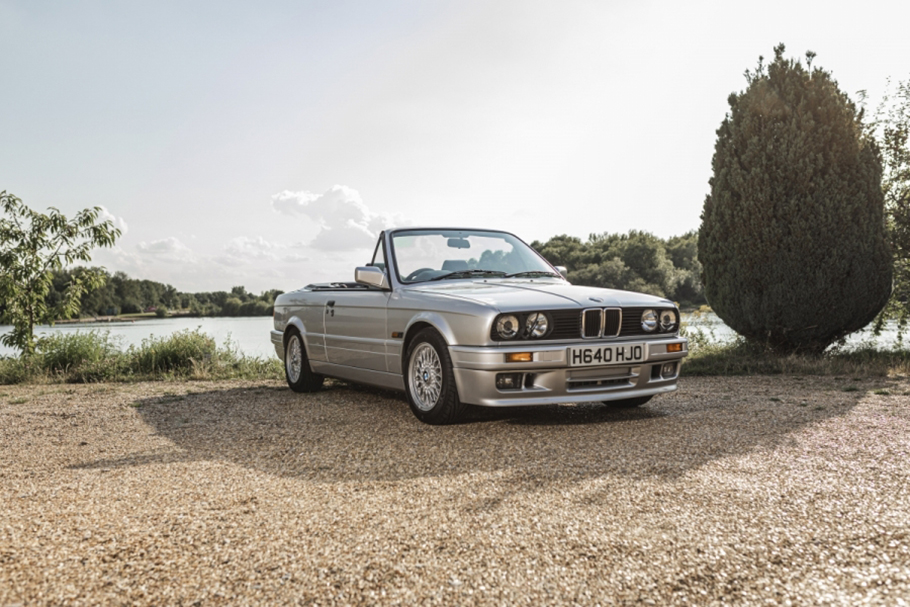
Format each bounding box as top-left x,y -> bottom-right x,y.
280,314 -> 330,365
403,311 -> 458,347
284,315 -> 307,341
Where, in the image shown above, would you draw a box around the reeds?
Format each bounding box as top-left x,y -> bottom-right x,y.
0,329 -> 283,384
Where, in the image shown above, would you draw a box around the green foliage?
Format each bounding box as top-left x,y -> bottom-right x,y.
0,329 -> 283,384
35,268 -> 282,319
874,78 -> 910,322
532,230 -> 704,305
130,330 -> 217,374
36,331 -> 126,382
698,45 -> 892,354
0,193 -> 121,355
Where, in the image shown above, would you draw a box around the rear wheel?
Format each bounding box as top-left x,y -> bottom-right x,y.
404,328 -> 465,424
284,330 -> 324,393
605,395 -> 652,408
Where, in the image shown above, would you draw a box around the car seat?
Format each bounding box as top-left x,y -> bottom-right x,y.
441,260 -> 469,271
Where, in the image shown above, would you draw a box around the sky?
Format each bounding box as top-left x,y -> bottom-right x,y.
2,0 -> 909,293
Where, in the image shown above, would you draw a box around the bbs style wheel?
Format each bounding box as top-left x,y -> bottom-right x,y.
404,328 -> 465,424
284,329 -> 324,393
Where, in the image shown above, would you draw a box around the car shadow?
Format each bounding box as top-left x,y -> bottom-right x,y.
72,376 -> 880,486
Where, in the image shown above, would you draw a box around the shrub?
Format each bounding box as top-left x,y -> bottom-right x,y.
36,331 -> 125,381
698,45 -> 892,354
129,329 -> 216,374
155,306 -> 168,318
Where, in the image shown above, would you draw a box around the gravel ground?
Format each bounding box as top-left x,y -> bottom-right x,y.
1,375 -> 910,605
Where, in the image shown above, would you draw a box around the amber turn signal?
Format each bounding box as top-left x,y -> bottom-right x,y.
505,352 -> 533,363
666,343 -> 683,353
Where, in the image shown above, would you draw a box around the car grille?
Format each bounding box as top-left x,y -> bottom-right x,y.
583,309 -> 602,337
490,307 -> 676,341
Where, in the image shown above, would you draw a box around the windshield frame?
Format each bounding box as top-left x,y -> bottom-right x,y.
387,228 -> 563,285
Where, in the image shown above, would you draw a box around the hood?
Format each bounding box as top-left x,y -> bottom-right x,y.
402,278 -> 674,312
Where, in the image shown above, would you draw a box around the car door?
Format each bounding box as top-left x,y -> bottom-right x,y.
323,290 -> 391,372
323,236 -> 392,372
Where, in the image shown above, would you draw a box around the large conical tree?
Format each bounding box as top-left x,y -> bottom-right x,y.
698,45 -> 892,354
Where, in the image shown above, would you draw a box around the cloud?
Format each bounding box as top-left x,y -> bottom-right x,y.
270,185 -> 391,251
98,206 -> 128,235
224,236 -> 281,260
216,236 -> 283,266
136,237 -> 196,263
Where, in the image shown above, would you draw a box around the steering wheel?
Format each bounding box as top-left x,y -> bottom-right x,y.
404,268 -> 435,282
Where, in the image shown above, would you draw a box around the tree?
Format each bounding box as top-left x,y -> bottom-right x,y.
698,45 -> 892,354
0,193 -> 121,355
874,78 -> 910,322
532,230 -> 706,305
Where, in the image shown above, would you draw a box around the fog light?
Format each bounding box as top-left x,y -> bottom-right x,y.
496,373 -> 523,390
661,362 -> 677,378
667,343 -> 683,353
505,352 -> 532,363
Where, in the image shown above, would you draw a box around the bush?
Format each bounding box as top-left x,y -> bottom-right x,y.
129,330 -> 217,374
698,45 -> 892,354
0,328 -> 283,384
36,331 -> 125,381
155,306 -> 168,318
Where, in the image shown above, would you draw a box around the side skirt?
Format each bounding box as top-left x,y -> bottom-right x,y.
309,361 -> 405,392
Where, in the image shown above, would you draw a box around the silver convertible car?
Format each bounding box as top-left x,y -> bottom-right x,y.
271,228 -> 688,424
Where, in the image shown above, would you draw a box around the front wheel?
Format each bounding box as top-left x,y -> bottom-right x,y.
404,328 -> 465,424
284,330 -> 324,393
605,395 -> 652,408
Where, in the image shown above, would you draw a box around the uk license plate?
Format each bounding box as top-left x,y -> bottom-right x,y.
567,343 -> 647,367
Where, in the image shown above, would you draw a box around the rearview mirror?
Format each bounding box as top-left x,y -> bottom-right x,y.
355,266 -> 389,289
555,266 -> 568,278
447,238 -> 471,249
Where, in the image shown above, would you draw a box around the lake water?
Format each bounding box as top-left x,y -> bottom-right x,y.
0,311 -> 903,358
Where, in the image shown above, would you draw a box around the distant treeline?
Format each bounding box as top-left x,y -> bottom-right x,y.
42,269 -> 282,318
3,230 -> 704,321
531,230 -> 705,306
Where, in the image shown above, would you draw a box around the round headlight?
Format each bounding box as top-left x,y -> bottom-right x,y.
641,309 -> 658,332
525,312 -> 549,338
659,309 -> 678,332
496,314 -> 520,339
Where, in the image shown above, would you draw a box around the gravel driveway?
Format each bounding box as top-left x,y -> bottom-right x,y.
2,376 -> 909,605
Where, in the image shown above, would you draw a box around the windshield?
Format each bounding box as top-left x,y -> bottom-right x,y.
391,229 -> 559,283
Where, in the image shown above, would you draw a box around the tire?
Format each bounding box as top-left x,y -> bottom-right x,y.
605,395 -> 653,408
284,329 -> 324,393
404,328 -> 465,424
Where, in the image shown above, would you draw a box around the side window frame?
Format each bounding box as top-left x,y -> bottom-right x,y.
370,232 -> 387,273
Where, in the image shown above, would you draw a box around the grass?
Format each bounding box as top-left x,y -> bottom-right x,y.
683,339 -> 910,377
0,329 -> 283,385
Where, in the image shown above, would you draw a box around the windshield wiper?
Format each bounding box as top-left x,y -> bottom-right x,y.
429,269 -> 507,281
504,270 -> 562,278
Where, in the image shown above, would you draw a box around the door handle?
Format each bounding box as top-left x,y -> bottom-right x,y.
327,300 -> 335,307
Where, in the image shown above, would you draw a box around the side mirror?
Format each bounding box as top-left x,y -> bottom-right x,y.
555,266 -> 568,278
355,266 -> 389,289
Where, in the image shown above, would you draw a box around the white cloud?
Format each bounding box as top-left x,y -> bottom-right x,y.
98,206 -> 129,235
136,237 -> 196,263
216,236 -> 284,266
270,185 -> 392,251
224,236 -> 281,260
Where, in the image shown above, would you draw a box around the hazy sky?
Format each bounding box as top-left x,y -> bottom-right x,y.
2,0 -> 909,292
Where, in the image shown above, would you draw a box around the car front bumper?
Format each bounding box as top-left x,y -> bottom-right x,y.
449,337 -> 688,407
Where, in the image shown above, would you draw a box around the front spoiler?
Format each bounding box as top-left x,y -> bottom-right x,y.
448,338 -> 687,407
